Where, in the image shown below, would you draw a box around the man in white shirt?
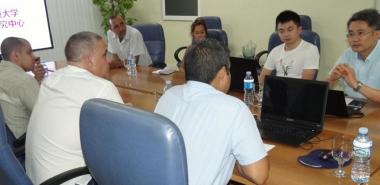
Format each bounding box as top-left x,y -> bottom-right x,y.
155,39 -> 269,185
0,37 -> 45,138
259,10 -> 319,84
25,31 -> 124,185
107,15 -> 152,68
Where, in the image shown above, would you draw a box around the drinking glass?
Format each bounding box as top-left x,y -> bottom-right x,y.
331,136 -> 352,178
254,87 -> 263,108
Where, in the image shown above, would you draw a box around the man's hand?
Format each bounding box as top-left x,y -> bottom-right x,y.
32,61 -> 45,83
339,64 -> 357,88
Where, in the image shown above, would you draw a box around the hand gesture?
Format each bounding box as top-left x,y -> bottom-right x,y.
32,60 -> 45,83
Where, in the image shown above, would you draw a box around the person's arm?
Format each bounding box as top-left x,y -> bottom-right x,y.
326,64 -> 344,88
302,69 -> 316,80
238,157 -> 270,185
32,60 -> 45,84
259,68 -> 273,85
339,64 -> 380,103
109,53 -> 123,69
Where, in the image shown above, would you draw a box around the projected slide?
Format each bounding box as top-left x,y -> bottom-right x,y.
0,0 -> 53,53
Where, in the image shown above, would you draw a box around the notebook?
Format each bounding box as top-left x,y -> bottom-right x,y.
325,90 -> 366,118
229,57 -> 258,92
257,76 -> 329,146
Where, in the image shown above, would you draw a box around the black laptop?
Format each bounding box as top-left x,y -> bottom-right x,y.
229,57 -> 259,92
325,90 -> 366,118
257,76 -> 329,146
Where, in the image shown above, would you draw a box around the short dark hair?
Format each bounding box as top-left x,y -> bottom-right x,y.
64,31 -> 102,62
184,39 -> 230,84
347,9 -> 380,30
275,10 -> 301,30
191,19 -> 208,37
0,37 -> 28,61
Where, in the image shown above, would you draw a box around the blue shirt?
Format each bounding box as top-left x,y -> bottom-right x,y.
155,81 -> 267,185
334,40 -> 380,99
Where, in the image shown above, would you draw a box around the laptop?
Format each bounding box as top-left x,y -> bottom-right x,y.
257,76 -> 329,146
325,90 -> 366,118
229,57 -> 259,92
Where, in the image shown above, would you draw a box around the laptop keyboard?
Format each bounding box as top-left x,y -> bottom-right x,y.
256,119 -> 317,146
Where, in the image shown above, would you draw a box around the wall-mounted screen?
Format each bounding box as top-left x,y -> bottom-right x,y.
0,0 -> 53,54
162,0 -> 199,21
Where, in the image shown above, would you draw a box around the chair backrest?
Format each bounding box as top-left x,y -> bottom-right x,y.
132,23 -> 166,68
267,30 -> 320,53
207,29 -> 228,48
80,99 -> 188,185
0,107 -> 32,185
195,16 -> 222,30
300,15 -> 312,31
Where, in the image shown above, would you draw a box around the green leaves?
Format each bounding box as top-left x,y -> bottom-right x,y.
92,0 -> 137,32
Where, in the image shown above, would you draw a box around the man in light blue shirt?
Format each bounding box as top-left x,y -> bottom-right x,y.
155,39 -> 269,185
328,9 -> 380,103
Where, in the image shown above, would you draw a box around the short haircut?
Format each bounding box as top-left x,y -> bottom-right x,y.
64,31 -> 102,62
0,37 -> 28,61
184,38 -> 230,84
347,9 -> 380,30
191,19 -> 208,37
275,10 -> 301,29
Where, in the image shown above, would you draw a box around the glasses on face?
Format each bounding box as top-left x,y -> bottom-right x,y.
346,30 -> 373,39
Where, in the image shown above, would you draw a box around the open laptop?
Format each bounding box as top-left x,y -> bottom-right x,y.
257,76 -> 329,146
229,57 -> 259,92
325,90 -> 366,118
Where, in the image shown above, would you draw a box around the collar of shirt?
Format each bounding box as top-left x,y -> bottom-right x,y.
0,60 -> 26,73
184,81 -> 221,99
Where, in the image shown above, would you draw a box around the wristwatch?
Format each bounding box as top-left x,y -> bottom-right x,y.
353,81 -> 363,92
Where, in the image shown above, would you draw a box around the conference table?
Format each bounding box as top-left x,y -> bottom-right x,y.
110,66 -> 380,185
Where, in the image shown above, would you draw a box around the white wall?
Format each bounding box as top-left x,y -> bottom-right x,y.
35,0 -> 376,80
129,0 -> 375,79
35,0 -> 103,61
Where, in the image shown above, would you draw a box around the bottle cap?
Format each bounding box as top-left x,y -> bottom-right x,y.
246,71 -> 251,75
359,127 -> 368,134
165,80 -> 172,85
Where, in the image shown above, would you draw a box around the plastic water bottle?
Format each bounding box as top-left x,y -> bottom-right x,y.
243,71 -> 254,107
129,54 -> 137,78
163,80 -> 173,93
351,127 -> 372,184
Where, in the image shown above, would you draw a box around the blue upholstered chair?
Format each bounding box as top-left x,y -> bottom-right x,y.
195,16 -> 222,29
80,99 -> 188,185
300,15 -> 312,31
254,30 -> 321,79
208,29 -> 228,48
133,23 -> 167,69
0,106 -> 90,185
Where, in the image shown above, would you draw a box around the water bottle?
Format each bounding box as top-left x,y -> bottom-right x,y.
163,80 -> 173,93
243,71 -> 254,107
129,54 -> 137,78
351,127 -> 372,184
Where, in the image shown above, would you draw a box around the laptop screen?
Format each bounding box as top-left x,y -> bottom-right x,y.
229,57 -> 258,92
261,76 -> 328,126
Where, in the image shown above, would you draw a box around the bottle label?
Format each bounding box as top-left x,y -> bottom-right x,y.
244,79 -> 254,89
353,146 -> 371,158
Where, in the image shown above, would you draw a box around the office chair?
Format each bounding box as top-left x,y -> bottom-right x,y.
80,99 -> 188,185
133,23 -> 167,69
254,30 -> 320,79
0,106 -> 89,185
195,16 -> 222,30
300,15 -> 312,31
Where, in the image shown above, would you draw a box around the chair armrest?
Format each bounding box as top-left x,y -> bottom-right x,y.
174,46 -> 187,66
40,166 -> 90,185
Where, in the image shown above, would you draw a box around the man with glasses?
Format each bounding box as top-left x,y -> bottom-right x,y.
328,9 -> 380,103
155,39 -> 269,185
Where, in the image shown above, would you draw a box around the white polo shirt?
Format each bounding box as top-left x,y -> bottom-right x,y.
25,65 -> 123,185
155,81 -> 267,185
107,25 -> 152,66
264,39 -> 319,78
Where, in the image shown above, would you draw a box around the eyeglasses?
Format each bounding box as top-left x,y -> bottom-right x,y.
346,30 -> 373,39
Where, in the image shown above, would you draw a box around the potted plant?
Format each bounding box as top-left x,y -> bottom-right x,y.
92,0 -> 137,32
